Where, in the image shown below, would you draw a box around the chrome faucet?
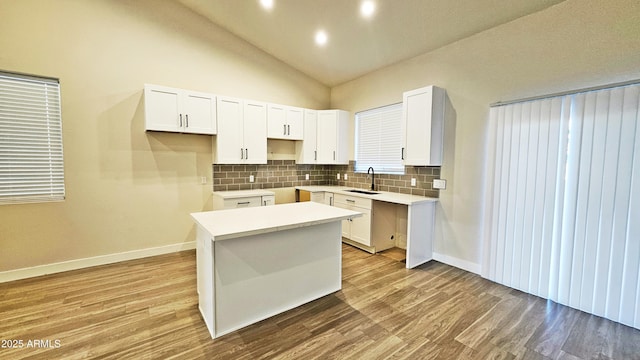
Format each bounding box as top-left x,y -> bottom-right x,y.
367,167 -> 375,191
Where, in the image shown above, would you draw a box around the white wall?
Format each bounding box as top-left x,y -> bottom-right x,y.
0,0 -> 329,272
331,0 -> 640,269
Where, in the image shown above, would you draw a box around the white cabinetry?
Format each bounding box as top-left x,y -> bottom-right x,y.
401,85 -> 445,166
144,84 -> 216,134
212,191 -> 276,210
295,109 -> 318,164
315,110 -> 349,164
334,194 -> 372,246
214,96 -> 267,164
267,104 -> 303,140
310,191 -> 334,206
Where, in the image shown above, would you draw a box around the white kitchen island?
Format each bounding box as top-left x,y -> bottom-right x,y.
191,201 -> 361,339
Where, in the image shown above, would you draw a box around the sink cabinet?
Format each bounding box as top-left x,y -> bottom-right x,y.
334,194 -> 372,245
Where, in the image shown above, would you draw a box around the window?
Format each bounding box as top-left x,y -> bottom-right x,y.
0,71 -> 64,204
355,103 -> 404,174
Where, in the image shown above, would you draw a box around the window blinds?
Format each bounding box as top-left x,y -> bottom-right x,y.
0,72 -> 65,204
355,103 -> 404,174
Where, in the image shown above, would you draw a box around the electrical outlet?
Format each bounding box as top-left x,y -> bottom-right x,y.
201,177 -> 207,184
305,174 -> 310,180
433,179 -> 447,190
411,178 -> 416,186
249,175 -> 255,183
344,173 -> 348,180
337,173 -> 341,180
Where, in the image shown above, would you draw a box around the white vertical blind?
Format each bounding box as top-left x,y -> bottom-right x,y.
484,83 -> 640,329
0,72 -> 64,204
355,103 -> 404,174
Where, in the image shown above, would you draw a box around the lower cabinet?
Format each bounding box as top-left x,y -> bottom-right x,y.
333,194 -> 372,246
213,192 -> 276,210
310,191 -> 334,206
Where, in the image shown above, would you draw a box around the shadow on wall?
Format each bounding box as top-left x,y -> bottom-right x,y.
95,90 -> 211,184
434,92 -> 457,256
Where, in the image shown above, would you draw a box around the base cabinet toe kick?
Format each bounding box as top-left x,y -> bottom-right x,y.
191,202 -> 360,339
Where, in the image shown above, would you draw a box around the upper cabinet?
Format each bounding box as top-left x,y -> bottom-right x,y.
213,96 -> 267,164
144,84 -> 216,135
295,109 -> 318,164
267,104 -> 303,140
316,110 -> 349,165
401,85 -> 445,166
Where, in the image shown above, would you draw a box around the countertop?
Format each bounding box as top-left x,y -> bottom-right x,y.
212,189 -> 275,198
191,202 -> 362,241
295,185 -> 438,206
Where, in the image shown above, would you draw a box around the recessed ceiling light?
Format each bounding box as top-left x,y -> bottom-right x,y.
260,0 -> 274,10
360,0 -> 376,18
315,30 -> 328,46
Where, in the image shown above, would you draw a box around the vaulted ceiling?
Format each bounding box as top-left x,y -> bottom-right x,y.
177,0 -> 566,86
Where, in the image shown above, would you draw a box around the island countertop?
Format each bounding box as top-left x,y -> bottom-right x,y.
191,201 -> 361,241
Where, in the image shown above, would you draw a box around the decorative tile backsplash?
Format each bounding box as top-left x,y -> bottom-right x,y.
213,160 -> 440,198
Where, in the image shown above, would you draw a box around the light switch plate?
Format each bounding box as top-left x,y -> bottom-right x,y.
337,173 -> 341,179
249,175 -> 255,183
411,178 -> 416,186
344,173 -> 348,180
305,174 -> 310,180
433,179 -> 446,190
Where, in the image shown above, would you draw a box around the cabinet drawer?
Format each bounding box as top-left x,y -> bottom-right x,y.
334,193 -> 372,209
222,196 -> 262,209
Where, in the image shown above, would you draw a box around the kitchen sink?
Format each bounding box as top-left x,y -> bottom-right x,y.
346,189 -> 379,195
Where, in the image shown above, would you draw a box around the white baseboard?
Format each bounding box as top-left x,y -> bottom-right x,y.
432,252 -> 481,274
0,241 -> 196,283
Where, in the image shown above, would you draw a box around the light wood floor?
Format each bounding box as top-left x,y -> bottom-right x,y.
2,245 -> 639,359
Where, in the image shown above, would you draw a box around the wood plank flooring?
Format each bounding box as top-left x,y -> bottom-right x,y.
1,244 -> 639,359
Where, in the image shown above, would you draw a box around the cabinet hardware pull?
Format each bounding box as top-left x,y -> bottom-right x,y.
237,201 -> 250,205
185,114 -> 189,128
284,124 -> 287,135
401,147 -> 405,160
346,199 -> 355,203
263,201 -> 266,206
240,148 -> 244,159
179,114 -> 183,127
333,151 -> 336,160
245,148 -> 248,159
287,125 -> 290,135
314,150 -> 317,160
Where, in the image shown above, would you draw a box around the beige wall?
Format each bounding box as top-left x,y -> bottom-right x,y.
331,0 -> 640,267
0,0 -> 329,271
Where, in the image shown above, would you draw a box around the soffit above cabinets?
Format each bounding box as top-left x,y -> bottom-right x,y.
175,0 -> 566,87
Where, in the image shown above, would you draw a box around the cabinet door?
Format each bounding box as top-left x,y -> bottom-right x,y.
215,96 -> 244,164
243,100 -> 267,164
144,85 -> 180,132
317,110 -> 337,164
183,91 -> 216,135
310,192 -> 325,203
324,193 -> 334,206
350,207 -> 372,246
402,86 -> 444,166
286,107 -> 304,140
267,104 -> 287,139
262,195 -> 275,206
296,109 -> 317,164
334,110 -> 350,164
